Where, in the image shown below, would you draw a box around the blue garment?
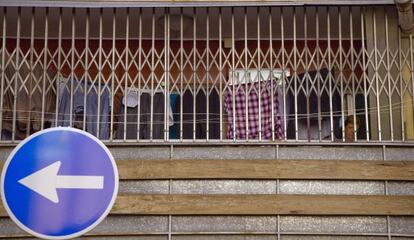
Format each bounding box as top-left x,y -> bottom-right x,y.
169,93 -> 179,139
58,77 -> 110,139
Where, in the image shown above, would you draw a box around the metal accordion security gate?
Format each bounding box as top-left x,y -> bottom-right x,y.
0,4 -> 412,145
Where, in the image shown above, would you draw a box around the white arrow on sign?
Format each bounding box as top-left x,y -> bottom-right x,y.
18,161 -> 104,203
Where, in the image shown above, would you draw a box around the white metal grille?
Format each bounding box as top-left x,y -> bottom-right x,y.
0,5 -> 412,144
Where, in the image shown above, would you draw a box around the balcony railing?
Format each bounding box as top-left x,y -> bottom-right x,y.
0,5 -> 413,144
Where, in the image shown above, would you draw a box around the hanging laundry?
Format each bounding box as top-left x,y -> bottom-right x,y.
116,87 -> 174,140
224,81 -> 283,140
2,54 -> 57,140
286,68 -> 341,140
58,77 -> 111,139
169,93 -> 179,139
174,89 -> 221,139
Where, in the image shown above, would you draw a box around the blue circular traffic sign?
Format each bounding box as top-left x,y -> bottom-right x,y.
1,127 -> 119,239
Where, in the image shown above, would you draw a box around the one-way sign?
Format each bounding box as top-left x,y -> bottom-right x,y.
1,127 -> 119,239
18,161 -> 105,203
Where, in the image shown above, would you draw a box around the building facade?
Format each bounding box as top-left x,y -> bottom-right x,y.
0,0 -> 413,239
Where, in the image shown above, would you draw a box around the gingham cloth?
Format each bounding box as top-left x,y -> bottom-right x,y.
224,81 -> 283,140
